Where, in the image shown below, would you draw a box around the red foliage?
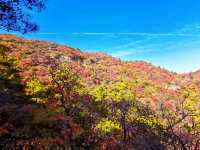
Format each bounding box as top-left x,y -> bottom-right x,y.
0,127 -> 9,136
100,137 -> 120,150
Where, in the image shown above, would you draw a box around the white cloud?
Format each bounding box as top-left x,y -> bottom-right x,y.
110,49 -> 157,58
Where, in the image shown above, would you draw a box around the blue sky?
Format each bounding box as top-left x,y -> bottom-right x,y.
2,0 -> 200,73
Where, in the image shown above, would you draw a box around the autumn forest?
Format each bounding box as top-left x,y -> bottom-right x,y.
0,34 -> 199,149
0,0 -> 200,150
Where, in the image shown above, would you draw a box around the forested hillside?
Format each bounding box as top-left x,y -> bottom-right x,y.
0,34 -> 199,150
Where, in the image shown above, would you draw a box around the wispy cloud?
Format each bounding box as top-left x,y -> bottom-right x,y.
33,32 -> 60,35
177,22 -> 200,34
71,22 -> 200,37
113,40 -> 143,49
72,32 -> 200,37
24,27 -> 200,37
110,50 -> 137,57
110,49 -> 157,58
25,32 -> 61,35
72,32 -> 110,35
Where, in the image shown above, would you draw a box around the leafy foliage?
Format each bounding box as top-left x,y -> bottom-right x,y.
0,0 -> 45,33
95,118 -> 121,134
26,77 -> 47,103
0,34 -> 199,149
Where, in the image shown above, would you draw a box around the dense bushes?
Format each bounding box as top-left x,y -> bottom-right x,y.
0,36 -> 200,149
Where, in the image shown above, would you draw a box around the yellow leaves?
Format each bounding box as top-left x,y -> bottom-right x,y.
31,98 -> 46,104
143,83 -> 158,97
184,100 -> 196,111
49,62 -> 82,92
91,78 -> 136,102
0,54 -> 19,80
90,83 -> 108,102
107,79 -> 135,102
26,77 -> 47,104
26,77 -> 45,95
75,81 -> 89,95
132,115 -> 162,128
95,118 -> 121,134
182,85 -> 200,112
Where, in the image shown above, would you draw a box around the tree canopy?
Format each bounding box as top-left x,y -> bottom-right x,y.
0,0 -> 45,33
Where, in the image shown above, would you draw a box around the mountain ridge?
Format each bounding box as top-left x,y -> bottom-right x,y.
0,34 -> 179,85
2,34 -> 197,74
